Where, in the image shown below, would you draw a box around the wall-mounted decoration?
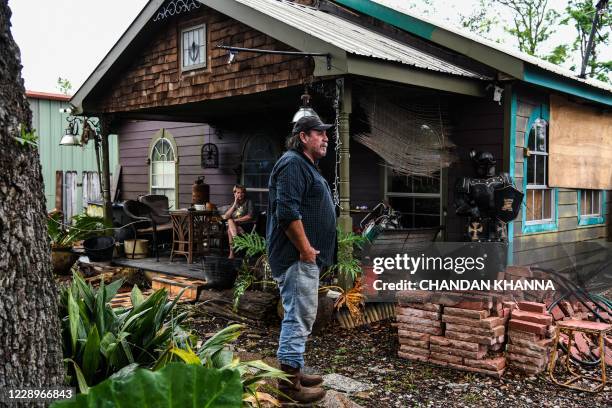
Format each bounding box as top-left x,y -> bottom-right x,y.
153,0 -> 201,22
201,143 -> 219,168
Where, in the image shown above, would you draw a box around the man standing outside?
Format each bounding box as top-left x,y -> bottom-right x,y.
267,116 -> 337,403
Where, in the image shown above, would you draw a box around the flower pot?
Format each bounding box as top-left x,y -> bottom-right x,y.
51,247 -> 79,275
83,236 -> 115,262
124,239 -> 149,259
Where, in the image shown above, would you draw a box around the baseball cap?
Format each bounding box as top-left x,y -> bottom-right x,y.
292,115 -> 333,135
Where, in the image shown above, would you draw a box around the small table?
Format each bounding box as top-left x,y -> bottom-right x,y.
548,319 -> 611,393
169,209 -> 225,263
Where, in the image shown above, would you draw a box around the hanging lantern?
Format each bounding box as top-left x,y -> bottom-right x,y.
201,142 -> 219,168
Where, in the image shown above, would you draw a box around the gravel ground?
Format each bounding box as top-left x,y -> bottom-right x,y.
185,310 -> 611,408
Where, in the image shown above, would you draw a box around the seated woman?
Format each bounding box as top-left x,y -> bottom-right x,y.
222,184 -> 255,258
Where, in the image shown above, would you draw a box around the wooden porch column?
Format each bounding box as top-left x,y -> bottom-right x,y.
99,116 -> 113,223
337,78 -> 352,233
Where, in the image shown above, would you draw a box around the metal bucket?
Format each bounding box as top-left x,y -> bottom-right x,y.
124,239 -> 149,259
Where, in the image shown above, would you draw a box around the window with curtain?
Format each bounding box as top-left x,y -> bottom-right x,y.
150,138 -> 176,209
242,135 -> 277,212
385,168 -> 441,228
525,118 -> 554,224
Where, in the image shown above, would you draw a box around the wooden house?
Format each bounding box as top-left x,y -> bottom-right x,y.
69,0 -> 612,268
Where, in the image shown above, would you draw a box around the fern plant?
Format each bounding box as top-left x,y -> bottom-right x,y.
231,232 -> 275,311
325,228 -> 369,286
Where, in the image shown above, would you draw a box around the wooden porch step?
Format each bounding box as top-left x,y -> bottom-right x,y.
150,273 -> 207,301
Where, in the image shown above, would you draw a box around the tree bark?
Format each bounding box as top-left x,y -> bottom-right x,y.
0,0 -> 64,395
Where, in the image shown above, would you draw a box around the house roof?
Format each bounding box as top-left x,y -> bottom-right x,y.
334,0 -> 612,106
70,0 -> 489,113
235,0 -> 485,79
26,90 -> 71,102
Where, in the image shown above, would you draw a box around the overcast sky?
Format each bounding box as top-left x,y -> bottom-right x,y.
8,0 -> 610,94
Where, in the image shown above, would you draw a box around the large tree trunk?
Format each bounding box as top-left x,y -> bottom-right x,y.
0,0 -> 64,392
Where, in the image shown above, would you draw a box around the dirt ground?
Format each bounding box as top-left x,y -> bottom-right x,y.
185,308 -> 611,408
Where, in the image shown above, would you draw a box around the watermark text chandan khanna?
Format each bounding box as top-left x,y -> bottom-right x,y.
372,279 -> 556,291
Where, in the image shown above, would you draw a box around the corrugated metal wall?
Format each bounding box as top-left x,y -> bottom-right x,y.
28,96 -> 119,212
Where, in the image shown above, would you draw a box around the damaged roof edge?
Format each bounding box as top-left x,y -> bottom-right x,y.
334,0 -> 612,106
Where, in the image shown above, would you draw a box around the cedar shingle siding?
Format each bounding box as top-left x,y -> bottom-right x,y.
98,6 -> 312,113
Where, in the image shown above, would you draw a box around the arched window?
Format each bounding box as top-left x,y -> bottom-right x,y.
242,135 -> 278,211
150,132 -> 177,209
525,118 -> 554,224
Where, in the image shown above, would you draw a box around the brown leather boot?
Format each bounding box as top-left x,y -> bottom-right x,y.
279,364 -> 326,404
299,370 -> 323,387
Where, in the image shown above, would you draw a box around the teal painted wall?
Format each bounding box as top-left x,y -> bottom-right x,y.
28,96 -> 119,212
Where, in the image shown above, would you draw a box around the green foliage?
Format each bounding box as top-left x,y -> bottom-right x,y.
498,0 -> 561,56
159,324 -> 289,406
231,231 -> 266,259
326,228 -> 369,286
60,273 -> 191,392
561,0 -> 611,82
231,232 -> 275,311
49,213 -> 113,248
13,126 -> 38,148
51,363 -> 243,408
57,77 -> 73,95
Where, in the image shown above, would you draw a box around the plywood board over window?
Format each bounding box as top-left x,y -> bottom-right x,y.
549,94 -> 612,190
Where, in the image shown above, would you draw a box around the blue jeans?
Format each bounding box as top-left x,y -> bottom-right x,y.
275,260 -> 319,368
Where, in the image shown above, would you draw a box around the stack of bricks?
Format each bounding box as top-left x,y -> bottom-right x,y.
396,293 -> 507,377
431,299 -> 507,377
506,301 -> 554,374
396,302 -> 442,363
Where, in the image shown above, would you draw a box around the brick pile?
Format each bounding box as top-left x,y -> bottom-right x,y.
505,301 -> 554,374
396,302 -> 442,363
396,293 -> 508,377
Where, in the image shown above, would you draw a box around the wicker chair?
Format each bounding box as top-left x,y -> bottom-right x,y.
123,198 -> 172,261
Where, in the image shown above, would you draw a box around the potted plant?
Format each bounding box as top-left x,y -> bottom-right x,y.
48,212 -> 112,274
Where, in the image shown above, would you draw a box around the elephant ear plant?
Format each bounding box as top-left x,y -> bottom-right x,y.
52,324 -> 289,408
59,272 -> 192,392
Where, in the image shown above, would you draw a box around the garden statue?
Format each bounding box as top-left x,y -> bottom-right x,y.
455,150 -> 523,242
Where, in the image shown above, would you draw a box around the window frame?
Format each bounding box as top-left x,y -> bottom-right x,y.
180,23 -> 207,72
240,134 -> 279,212
521,104 -> 558,234
148,129 -> 179,209
383,166 -> 443,228
577,189 -> 606,226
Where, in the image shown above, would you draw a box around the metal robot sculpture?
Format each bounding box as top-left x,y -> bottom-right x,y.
455,150 -> 523,242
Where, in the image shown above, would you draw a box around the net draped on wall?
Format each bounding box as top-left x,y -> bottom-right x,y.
353,90 -> 456,178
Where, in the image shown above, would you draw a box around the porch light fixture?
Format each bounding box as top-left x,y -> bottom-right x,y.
291,86 -> 318,123
59,114 -> 104,196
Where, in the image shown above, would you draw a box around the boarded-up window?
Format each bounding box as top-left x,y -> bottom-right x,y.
549,94 -> 612,189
